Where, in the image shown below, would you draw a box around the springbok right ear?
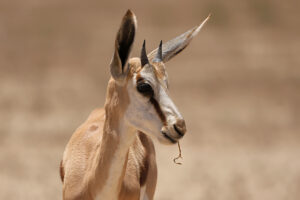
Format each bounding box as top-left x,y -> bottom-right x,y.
147,15 -> 210,63
110,10 -> 137,84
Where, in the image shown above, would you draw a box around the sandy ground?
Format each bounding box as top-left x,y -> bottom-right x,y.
0,0 -> 300,199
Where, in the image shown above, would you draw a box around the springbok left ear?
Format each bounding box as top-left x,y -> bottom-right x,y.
110,10 -> 137,84
147,15 -> 210,63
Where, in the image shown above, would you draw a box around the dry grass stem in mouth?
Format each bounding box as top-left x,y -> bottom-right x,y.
173,142 -> 183,165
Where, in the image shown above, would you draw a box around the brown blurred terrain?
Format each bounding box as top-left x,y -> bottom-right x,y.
0,0 -> 300,199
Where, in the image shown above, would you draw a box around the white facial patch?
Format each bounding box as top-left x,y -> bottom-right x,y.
125,72 -> 162,137
124,64 -> 183,143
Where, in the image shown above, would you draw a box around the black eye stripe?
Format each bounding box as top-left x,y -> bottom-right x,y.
150,97 -> 167,126
135,74 -> 167,126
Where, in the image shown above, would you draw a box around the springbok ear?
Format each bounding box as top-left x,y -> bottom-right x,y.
110,10 -> 137,84
147,15 -> 210,63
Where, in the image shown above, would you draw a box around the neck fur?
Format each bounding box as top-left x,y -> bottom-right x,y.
93,79 -> 136,199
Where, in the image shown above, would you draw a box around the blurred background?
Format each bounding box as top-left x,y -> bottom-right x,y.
0,0 -> 299,199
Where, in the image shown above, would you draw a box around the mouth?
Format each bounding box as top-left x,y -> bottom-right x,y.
161,131 -> 177,144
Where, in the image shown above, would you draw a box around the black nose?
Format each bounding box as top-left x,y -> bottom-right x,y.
173,119 -> 186,137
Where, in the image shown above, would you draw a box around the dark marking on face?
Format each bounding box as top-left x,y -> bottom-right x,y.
136,72 -> 167,126
150,97 -> 167,126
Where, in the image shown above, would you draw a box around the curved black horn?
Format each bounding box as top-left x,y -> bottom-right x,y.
141,40 -> 149,67
153,40 -> 163,62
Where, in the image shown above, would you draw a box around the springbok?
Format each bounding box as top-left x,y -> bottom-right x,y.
60,10 -> 209,200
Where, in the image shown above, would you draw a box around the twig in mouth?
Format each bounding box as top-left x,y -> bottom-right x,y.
173,142 -> 183,165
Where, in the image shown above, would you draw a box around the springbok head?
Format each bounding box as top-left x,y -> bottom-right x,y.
110,10 -> 209,144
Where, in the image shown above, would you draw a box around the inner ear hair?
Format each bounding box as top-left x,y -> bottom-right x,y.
110,10 -> 137,83
117,17 -> 136,70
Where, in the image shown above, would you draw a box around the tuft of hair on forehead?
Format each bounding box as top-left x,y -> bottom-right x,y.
128,57 -> 167,82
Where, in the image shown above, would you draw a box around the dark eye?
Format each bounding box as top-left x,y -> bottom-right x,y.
137,82 -> 154,97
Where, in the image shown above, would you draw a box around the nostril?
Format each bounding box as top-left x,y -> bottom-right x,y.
173,124 -> 184,137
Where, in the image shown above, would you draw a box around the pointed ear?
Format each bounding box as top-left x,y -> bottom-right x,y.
110,10 -> 137,84
148,15 -> 210,63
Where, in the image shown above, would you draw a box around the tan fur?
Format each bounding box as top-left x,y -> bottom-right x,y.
61,60 -> 158,200
60,10 -> 207,200
130,57 -> 166,81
